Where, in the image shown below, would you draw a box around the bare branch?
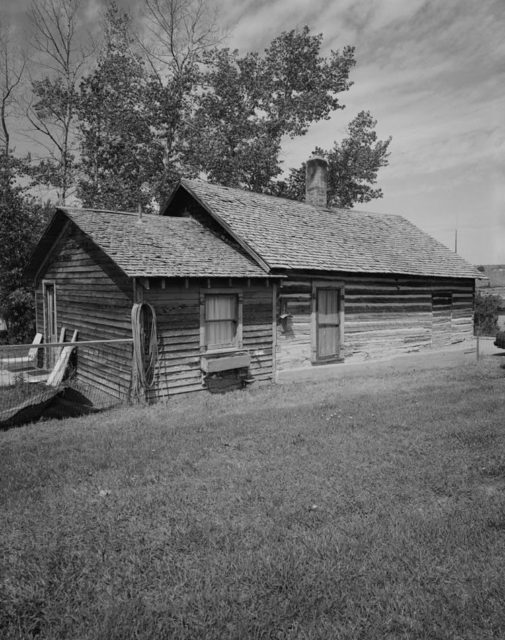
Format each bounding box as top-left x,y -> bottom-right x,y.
27,0 -> 96,202
0,19 -> 27,155
140,0 -> 224,77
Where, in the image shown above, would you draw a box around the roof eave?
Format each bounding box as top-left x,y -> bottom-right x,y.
269,265 -> 479,279
25,208 -> 65,281
129,272 -> 282,279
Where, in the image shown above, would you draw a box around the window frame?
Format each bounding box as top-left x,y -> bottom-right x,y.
200,289 -> 243,354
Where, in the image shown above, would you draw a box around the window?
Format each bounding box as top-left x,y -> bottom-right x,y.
204,293 -> 241,350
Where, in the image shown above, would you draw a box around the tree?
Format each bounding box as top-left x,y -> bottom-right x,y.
138,0 -> 223,199
77,4 -> 161,211
474,291 -> 501,337
75,21 -> 389,210
27,0 -> 93,203
277,111 -> 391,208
0,19 -> 26,161
0,154 -> 49,343
186,27 -> 355,191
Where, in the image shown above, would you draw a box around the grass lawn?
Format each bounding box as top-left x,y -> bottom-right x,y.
1,355 -> 505,639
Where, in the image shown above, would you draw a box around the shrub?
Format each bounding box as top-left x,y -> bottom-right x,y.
474,291 -> 501,336
0,288 -> 36,344
494,331 -> 505,349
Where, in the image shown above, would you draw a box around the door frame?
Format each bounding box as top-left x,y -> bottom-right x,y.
42,280 -> 58,366
311,280 -> 345,363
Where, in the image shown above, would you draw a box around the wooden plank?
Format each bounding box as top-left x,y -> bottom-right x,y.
201,353 -> 251,373
47,330 -> 78,387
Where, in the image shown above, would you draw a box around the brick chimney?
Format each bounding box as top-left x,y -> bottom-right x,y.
305,156 -> 328,208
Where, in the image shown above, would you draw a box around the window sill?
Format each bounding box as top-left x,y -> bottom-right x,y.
204,346 -> 244,356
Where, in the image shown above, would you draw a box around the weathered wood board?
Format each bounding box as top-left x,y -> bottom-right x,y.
276,275 -> 474,371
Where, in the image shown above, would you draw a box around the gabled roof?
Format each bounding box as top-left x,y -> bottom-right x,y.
27,207 -> 269,279
167,178 -> 480,279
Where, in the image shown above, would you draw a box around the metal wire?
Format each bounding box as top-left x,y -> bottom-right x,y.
130,303 -> 159,402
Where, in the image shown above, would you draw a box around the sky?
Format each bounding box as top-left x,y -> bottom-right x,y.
3,0 -> 505,265
217,0 -> 505,265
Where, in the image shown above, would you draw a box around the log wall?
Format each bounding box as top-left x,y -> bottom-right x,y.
144,281 -> 274,398
36,226 -> 133,400
277,275 -> 475,370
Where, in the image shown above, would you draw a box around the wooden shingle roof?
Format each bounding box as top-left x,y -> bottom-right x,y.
176,179 -> 480,279
33,208 -> 269,279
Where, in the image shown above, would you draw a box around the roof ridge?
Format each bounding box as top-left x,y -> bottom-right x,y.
181,177 -> 404,219
62,207 -> 138,216
64,207 -> 198,223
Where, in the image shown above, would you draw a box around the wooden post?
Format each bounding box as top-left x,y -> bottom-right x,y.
133,278 -> 144,303
272,282 -> 277,381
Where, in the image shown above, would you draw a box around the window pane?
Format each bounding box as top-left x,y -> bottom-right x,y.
206,295 -> 237,321
204,294 -> 239,348
206,320 -> 235,347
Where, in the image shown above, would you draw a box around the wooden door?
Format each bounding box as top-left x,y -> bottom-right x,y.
316,288 -> 340,360
44,283 -> 58,367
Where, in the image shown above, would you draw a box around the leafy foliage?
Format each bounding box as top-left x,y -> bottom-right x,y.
77,5 -> 162,211
73,22 -> 363,208
0,155 -> 49,342
187,28 -> 355,191
474,291 -> 501,337
494,330 -> 505,349
276,111 -> 391,207
27,77 -> 77,197
5,3 -> 390,227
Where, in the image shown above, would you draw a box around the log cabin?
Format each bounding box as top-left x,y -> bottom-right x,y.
26,157 -> 480,399
162,158 -> 480,378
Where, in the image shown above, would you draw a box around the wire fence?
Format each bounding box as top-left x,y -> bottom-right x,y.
0,338 -> 133,428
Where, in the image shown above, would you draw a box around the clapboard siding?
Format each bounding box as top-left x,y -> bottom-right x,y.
277,274 -> 475,370
36,226 -> 133,400
145,281 -> 274,398
146,286 -> 202,397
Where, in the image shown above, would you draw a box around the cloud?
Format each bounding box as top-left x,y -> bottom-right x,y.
3,0 -> 504,262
